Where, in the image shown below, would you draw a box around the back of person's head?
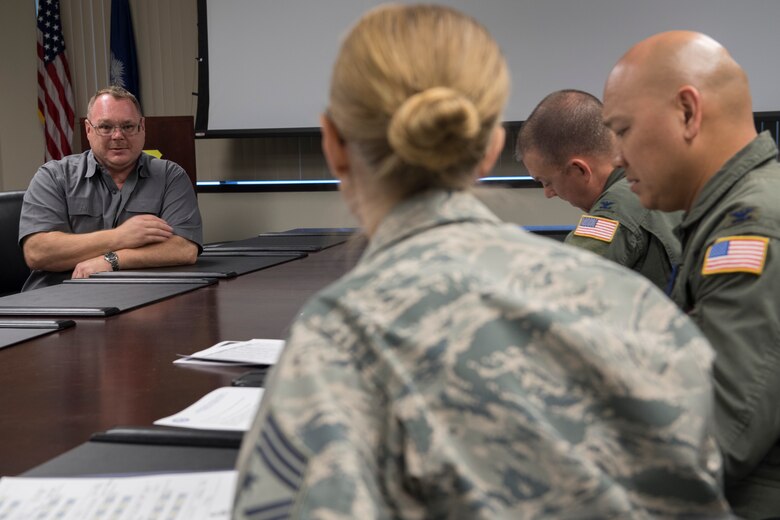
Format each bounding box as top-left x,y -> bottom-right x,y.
327,4 -> 510,198
516,89 -> 613,168
87,85 -> 143,119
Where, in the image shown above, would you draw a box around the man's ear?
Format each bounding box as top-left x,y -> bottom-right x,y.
320,114 -> 350,181
569,158 -> 593,181
476,126 -> 506,178
678,85 -> 702,140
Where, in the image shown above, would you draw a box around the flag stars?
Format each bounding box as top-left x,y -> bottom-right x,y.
36,2 -> 68,63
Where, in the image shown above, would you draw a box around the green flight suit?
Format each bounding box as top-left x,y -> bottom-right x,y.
670,132 -> 780,519
566,168 -> 682,290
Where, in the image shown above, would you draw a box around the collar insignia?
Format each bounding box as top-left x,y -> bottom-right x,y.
729,207 -> 755,225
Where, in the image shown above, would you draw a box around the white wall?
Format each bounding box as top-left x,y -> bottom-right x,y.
0,0 -> 45,192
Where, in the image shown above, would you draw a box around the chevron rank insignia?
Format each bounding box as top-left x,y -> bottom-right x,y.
573,215 -> 619,243
702,236 -> 768,276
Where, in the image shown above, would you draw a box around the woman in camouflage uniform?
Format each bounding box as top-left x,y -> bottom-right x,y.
234,5 -> 731,519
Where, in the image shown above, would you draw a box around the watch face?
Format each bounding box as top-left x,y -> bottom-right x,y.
104,252 -> 119,271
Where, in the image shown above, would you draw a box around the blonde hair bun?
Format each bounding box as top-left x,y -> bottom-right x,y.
388,87 -> 481,172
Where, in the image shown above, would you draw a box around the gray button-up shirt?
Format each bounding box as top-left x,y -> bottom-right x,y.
19,150 -> 202,291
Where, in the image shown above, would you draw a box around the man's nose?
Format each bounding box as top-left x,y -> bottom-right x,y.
612,150 -> 625,169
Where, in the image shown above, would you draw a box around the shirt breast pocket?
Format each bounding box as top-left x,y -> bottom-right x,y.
125,197 -> 161,216
67,196 -> 103,233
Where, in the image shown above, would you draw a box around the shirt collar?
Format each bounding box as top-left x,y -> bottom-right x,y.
84,150 -> 150,179
682,131 -> 778,230
362,189 -> 501,261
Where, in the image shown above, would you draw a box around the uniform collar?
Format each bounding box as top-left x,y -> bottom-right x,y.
602,167 -> 626,192
681,132 -> 778,231
363,189 -> 501,260
84,150 -> 150,179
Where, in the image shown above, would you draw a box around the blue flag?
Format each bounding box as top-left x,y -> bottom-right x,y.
110,0 -> 140,102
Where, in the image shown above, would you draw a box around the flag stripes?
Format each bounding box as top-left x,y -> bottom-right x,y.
36,0 -> 76,162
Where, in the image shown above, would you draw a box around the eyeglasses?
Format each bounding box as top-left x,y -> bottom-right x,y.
87,120 -> 143,136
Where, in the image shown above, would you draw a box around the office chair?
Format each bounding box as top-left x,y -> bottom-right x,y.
0,191 -> 31,295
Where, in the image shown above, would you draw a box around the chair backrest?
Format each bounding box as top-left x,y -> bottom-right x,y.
0,191 -> 31,296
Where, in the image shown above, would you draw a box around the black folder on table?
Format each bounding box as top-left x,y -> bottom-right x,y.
23,440 -> 238,477
204,233 -> 350,253
271,227 -> 358,236
88,253 -> 305,280
0,319 -> 75,350
200,250 -> 306,257
23,425 -> 241,477
91,426 -> 243,449
0,279 -> 215,317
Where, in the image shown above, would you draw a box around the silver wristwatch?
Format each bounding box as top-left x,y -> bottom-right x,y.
103,251 -> 120,271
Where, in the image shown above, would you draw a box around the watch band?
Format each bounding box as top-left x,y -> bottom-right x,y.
103,252 -> 120,271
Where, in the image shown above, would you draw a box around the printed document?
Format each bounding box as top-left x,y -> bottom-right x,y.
175,339 -> 284,366
0,470 -> 236,520
154,386 -> 264,431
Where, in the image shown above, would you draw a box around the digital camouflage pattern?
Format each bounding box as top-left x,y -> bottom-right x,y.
234,190 -> 731,519
669,132 -> 780,517
566,168 -> 682,291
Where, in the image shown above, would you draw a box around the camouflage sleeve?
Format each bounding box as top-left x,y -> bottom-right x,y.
565,219 -> 645,268
233,319 -> 394,520
688,237 -> 780,481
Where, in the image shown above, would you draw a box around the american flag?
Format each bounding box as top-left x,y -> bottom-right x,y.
37,0 -> 75,161
702,236 -> 768,275
573,215 -> 619,242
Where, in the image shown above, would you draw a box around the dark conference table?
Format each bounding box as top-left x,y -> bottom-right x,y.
0,242 -> 363,476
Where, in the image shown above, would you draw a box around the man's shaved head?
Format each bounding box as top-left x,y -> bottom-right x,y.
606,31 -> 752,123
603,31 -> 757,212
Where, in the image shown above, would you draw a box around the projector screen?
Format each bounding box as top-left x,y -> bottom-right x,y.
196,0 -> 780,136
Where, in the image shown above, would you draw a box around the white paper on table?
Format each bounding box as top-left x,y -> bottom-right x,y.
0,470 -> 236,520
174,339 -> 284,366
154,386 -> 264,431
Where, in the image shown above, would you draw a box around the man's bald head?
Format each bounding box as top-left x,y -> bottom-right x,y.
603,31 -> 757,212
606,31 -> 752,122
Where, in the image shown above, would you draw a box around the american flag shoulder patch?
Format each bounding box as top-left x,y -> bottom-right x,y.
573,215 -> 620,243
702,235 -> 769,276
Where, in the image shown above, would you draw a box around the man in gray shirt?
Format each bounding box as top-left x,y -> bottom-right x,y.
19,86 -> 202,291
